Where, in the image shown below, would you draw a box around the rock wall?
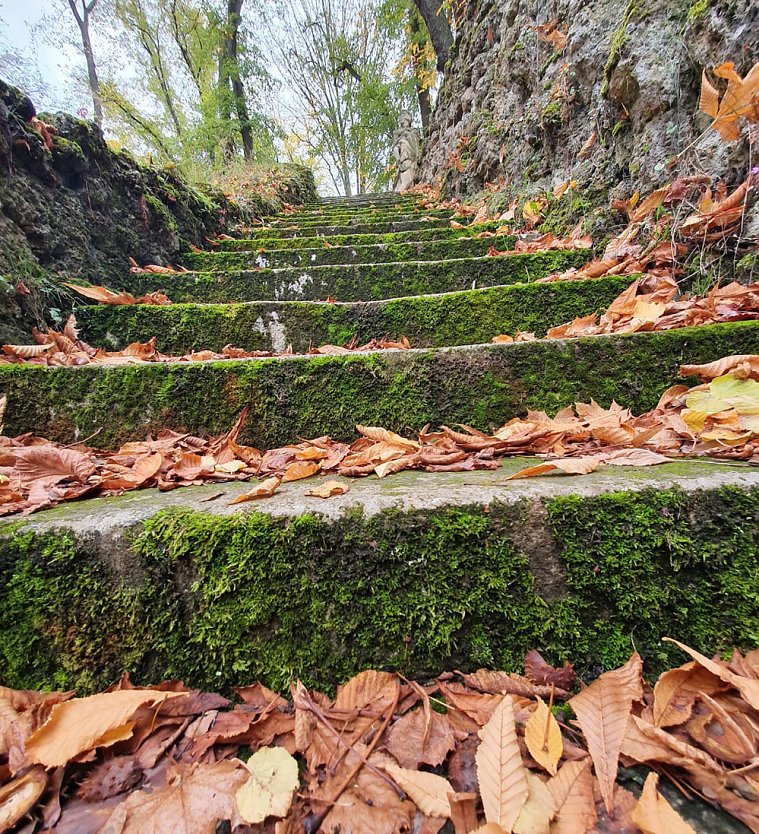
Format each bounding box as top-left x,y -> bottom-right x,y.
0,80 -> 316,342
421,0 -> 758,205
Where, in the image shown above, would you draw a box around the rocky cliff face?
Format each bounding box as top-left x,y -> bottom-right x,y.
421,0 -> 758,207
0,80 -> 315,342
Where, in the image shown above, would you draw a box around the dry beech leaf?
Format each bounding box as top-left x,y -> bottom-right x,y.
236,746 -> 299,824
631,772 -> 697,834
472,826 -> 508,834
652,662 -> 724,727
506,458 -> 599,480
306,479 -> 350,498
356,425 -> 420,450
385,708 -> 456,769
664,638 -> 759,710
0,766 -> 47,832
513,770 -> 555,834
476,694 -> 529,831
99,760 -> 246,834
229,476 -> 282,504
547,759 -> 597,834
568,653 -> 643,815
524,697 -> 563,776
26,689 -> 184,767
282,460 -> 319,482
380,758 -> 453,818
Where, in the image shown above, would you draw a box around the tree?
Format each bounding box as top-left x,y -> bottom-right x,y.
65,0 -> 104,126
409,0 -> 452,73
266,0 -> 412,194
220,0 -> 254,159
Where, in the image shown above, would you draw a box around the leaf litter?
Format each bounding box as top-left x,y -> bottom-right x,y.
2,643 -> 759,832
0,356 -> 756,515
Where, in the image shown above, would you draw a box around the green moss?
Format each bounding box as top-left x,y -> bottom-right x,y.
144,193 -> 178,233
116,251 -> 590,303
1,483 -> 755,693
79,275 -> 634,354
601,0 -> 645,96
686,0 -> 709,21
1,321 -> 757,449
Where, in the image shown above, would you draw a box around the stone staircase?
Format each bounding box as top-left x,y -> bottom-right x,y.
0,193 -> 757,694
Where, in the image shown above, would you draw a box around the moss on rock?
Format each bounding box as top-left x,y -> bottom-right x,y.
1,321 -> 757,449
0,482 -> 755,693
80,275 -> 634,353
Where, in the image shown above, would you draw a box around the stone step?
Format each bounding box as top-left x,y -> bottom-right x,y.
213,223 -> 503,251
183,234 -> 518,271
2,458 -> 755,692
235,216 -> 460,239
81,275 -> 634,354
119,251 -> 587,303
2,322 -> 755,449
265,208 -> 452,225
312,193 -> 405,206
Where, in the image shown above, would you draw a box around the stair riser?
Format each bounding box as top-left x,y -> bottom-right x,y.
236,217 -> 460,238
213,224 -> 504,251
120,251 -> 588,303
3,475 -> 755,692
265,209 -> 453,224
80,276 -> 634,354
183,235 -> 518,270
2,323 -> 755,450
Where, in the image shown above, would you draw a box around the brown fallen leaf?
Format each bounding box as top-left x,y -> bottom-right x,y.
506,458 -> 600,480
306,479 -> 350,498
229,476 -> 282,504
476,695 -> 529,830
0,766 -> 47,832
631,772 -> 697,834
547,759 -> 597,834
379,756 -> 454,818
568,654 -> 643,815
26,690 -> 184,767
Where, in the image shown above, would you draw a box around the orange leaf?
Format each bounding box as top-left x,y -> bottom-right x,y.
475,695 -> 529,831
229,476 -> 282,503
282,460 -> 319,482
547,759 -> 597,834
699,70 -> 720,118
568,653 -> 643,815
631,772 -> 697,834
652,662 -> 724,727
306,479 -> 350,498
505,458 -> 599,480
524,697 -> 563,775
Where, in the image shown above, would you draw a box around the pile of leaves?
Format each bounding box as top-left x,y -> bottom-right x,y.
0,355 -> 756,516
492,277 -> 758,343
2,642 -> 758,833
0,317 -> 411,368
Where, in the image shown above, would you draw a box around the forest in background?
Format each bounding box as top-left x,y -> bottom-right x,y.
0,0 -> 452,194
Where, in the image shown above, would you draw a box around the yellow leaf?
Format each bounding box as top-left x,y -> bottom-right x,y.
381,759 -> 453,817
476,695 -> 529,831
631,773 -> 697,834
524,698 -> 563,776
236,746 -> 299,824
514,771 -> 555,834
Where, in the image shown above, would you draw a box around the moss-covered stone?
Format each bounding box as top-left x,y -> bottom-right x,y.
236,216 -> 461,239
214,223 -> 504,252
183,235 -> 518,270
265,208 -> 453,226
0,477 -> 755,693
117,251 -> 589,303
80,275 -> 634,353
1,321 -> 757,449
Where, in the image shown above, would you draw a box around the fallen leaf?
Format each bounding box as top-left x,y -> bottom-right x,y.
236,746 -> 299,824
547,759 -> 597,834
380,758 -> 453,818
306,479 -> 350,498
568,654 -> 643,815
513,770 -> 555,834
524,698 -> 563,776
229,476 -> 282,504
506,458 -> 600,480
476,695 -> 529,831
630,772 -> 697,834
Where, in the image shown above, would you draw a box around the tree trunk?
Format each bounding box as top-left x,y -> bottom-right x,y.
68,0 -> 103,127
223,0 -> 253,160
410,0 -> 453,73
408,8 -> 431,130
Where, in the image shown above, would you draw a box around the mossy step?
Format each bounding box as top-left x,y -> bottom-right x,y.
184,235 -> 518,271
267,208 -> 454,225
2,459 -> 756,693
235,216 -> 459,239
81,275 -> 635,355
119,251 -> 587,303
213,223 -> 503,252
2,322 -> 756,450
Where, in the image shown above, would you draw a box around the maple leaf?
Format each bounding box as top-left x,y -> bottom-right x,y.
699,61 -> 759,141
568,653 -> 643,815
